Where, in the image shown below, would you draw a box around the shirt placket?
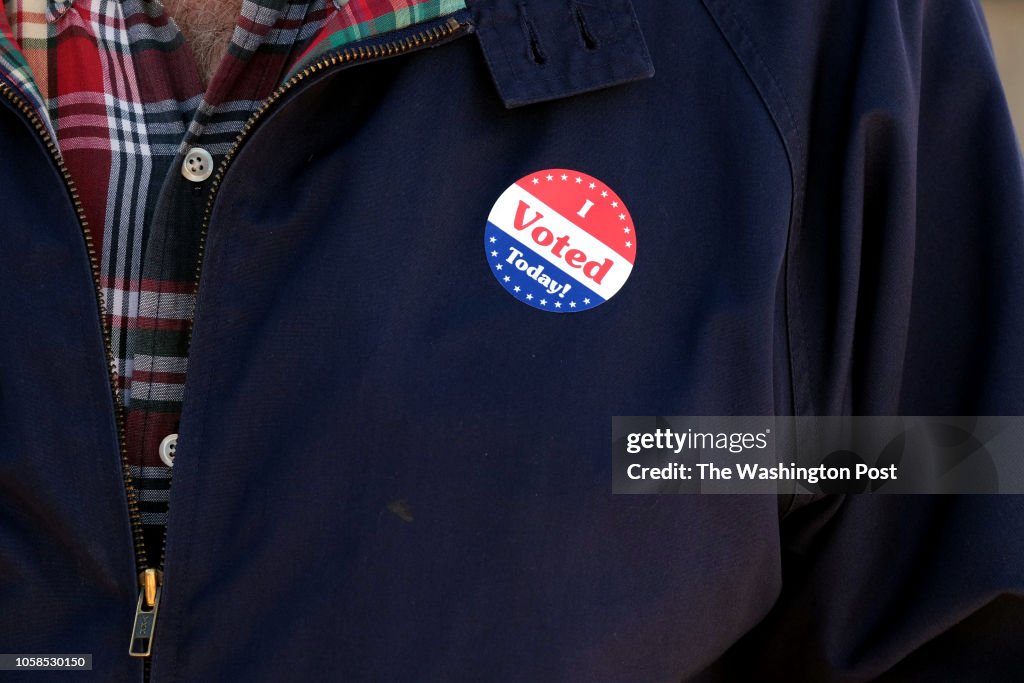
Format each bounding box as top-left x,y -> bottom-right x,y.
129,136 -> 216,561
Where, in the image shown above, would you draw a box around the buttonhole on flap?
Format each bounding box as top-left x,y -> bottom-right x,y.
572,3 -> 600,51
519,3 -> 547,65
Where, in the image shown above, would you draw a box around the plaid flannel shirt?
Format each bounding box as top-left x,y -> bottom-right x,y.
0,0 -> 464,561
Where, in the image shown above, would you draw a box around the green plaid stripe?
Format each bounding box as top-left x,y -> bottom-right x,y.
286,0 -> 465,80
0,20 -> 51,135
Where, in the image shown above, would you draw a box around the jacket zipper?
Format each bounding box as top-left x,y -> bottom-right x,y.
0,78 -> 150,618
4,13 -> 468,679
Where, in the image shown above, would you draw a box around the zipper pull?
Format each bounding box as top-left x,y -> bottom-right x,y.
129,568 -> 162,657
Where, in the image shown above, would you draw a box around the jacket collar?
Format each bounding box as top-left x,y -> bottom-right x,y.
3,0 -> 654,128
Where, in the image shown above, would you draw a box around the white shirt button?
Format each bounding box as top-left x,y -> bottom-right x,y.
159,433 -> 178,468
181,148 -> 213,182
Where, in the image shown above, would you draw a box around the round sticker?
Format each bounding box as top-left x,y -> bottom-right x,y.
484,169 -> 637,313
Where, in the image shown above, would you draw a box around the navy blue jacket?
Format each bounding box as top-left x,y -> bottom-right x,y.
1,0 -> 1022,680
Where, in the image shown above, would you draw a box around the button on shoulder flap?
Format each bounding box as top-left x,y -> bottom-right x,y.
470,0 -> 654,108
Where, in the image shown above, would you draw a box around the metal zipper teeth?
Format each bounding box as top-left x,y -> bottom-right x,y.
159,14 -> 470,567
0,82 -> 148,569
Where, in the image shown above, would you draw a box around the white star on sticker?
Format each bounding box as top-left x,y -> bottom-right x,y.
504,276 -> 511,282
618,213 -> 626,220
489,236 -> 496,243
584,298 -> 591,304
554,301 -> 562,308
514,286 -> 521,292
588,183 -> 596,189
496,264 -> 503,270
560,174 -> 568,181
625,241 -> 632,248
623,227 -> 631,234
491,250 -> 498,257
611,201 -> 619,208
601,191 -> 608,198
526,294 -> 534,300
575,177 -> 582,184
569,301 -> 577,308
532,178 -> 539,185
540,299 -> 548,306
546,174 -> 554,181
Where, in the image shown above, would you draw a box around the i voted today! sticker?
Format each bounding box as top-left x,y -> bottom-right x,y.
485,169 -> 637,313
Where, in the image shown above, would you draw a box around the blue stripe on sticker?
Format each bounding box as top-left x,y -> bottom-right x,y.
485,222 -> 605,313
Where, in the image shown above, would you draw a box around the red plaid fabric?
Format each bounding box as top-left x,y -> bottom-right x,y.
0,0 -> 464,560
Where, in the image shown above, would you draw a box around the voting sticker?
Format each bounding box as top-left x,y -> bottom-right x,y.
484,169 -> 637,312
